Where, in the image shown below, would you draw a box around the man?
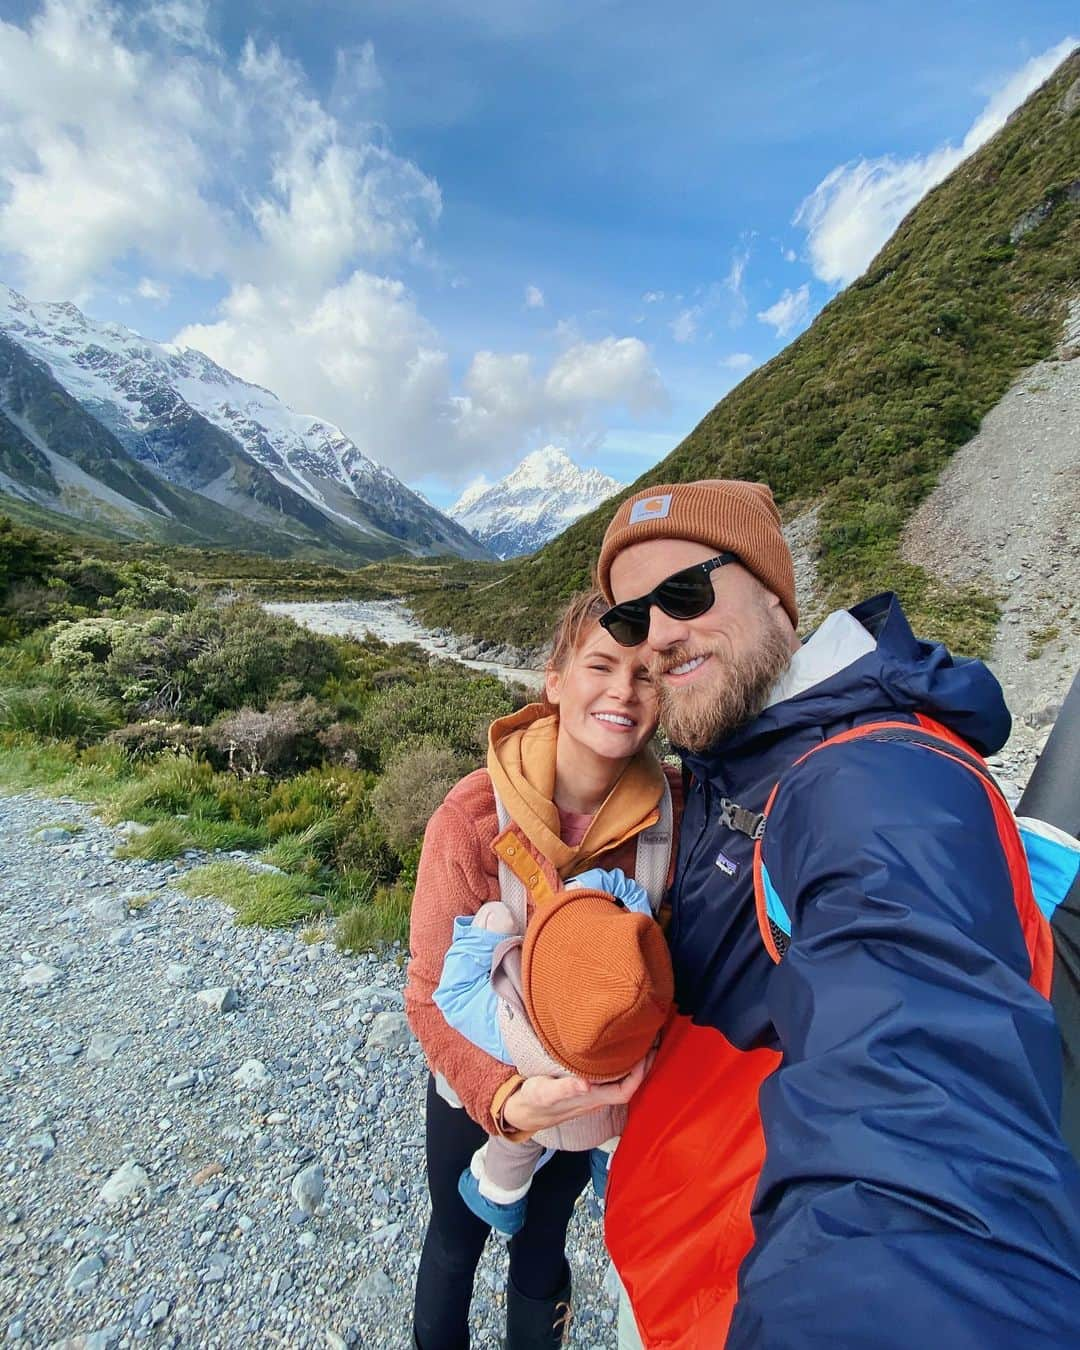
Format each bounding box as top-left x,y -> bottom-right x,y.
596,479 -> 1080,1349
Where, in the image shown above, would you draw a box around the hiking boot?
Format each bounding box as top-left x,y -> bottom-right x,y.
504,1267 -> 573,1349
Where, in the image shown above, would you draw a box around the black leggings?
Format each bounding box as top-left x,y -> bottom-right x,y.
413,1074 -> 591,1350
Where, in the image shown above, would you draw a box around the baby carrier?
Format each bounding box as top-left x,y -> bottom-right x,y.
487,777 -> 674,1152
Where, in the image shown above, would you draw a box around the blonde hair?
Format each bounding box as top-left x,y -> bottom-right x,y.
544,588 -> 608,688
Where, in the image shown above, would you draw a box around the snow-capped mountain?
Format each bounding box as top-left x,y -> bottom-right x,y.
0,285 -> 490,561
448,448 -> 624,558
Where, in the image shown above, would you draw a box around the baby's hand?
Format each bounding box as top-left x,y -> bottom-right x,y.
566,867 -> 652,915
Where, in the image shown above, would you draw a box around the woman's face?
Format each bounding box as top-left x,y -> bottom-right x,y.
545,623 -> 659,765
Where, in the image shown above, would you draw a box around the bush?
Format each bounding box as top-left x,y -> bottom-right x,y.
49,602 -> 342,722
206,697 -> 329,776
357,670 -> 513,768
107,720 -> 207,759
371,741 -> 468,849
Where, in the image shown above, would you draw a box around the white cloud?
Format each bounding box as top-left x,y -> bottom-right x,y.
723,244 -> 751,325
670,308 -> 698,343
0,0 -> 667,482
756,284 -> 811,338
642,290 -> 664,304
795,37 -> 1077,286
545,337 -> 666,416
136,276 -> 171,303
782,246 -> 797,263
720,352 -> 755,370
524,283 -> 545,308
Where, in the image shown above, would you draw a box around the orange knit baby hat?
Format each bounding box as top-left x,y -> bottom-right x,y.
520,889 -> 674,1082
596,479 -> 797,627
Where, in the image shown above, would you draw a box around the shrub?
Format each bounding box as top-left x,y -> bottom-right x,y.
107,720 -> 207,759
371,741 -> 468,849
206,697 -> 328,776
357,670 -> 513,768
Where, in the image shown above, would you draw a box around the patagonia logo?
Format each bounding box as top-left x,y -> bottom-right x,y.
714,850 -> 739,878
629,493 -> 672,524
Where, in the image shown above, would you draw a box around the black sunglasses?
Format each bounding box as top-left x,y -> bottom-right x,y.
599,553 -> 738,647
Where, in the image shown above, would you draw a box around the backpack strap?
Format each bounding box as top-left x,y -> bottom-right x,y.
634,776 -> 673,915
751,717 -> 1054,1000
492,785 -> 529,934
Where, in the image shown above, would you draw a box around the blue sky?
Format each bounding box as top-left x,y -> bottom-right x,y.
0,2 -> 1076,506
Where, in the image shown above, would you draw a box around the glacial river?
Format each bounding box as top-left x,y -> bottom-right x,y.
264,600 -> 543,689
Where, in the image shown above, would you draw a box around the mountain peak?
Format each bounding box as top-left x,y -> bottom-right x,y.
448,449 -> 623,558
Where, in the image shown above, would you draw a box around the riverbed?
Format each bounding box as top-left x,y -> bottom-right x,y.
264,599 -> 544,688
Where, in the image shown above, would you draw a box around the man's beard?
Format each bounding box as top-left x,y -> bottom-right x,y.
652,606 -> 793,753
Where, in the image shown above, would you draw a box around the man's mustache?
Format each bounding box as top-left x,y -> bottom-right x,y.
649,644 -> 714,679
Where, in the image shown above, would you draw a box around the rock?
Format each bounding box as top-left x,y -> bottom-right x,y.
366,1010 -> 412,1053
27,1130 -> 56,1159
166,1070 -> 197,1091
150,1301 -> 171,1325
100,1160 -> 150,1206
290,1163 -> 325,1217
18,963 -> 60,991
232,1059 -> 273,1091
325,1333 -> 348,1350
194,986 -> 237,1013
89,896 -> 129,925
87,1032 -> 132,1065
165,962 -> 193,986
67,1252 -> 106,1291
355,1268 -> 394,1302
34,827 -> 75,844
371,1221 -> 401,1246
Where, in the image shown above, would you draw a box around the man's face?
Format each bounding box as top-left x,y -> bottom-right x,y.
608,538 -> 797,752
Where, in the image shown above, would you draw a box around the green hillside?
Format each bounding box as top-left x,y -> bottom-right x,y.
408,49 -> 1080,657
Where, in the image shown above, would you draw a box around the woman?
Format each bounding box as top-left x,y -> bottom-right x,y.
405,589 -> 680,1350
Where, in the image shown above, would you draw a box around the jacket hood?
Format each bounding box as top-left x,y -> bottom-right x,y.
683,593 -> 1011,780
487,702 -> 666,877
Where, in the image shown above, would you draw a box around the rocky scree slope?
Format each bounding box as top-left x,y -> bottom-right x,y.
0,795 -> 619,1349
902,297 -> 1080,739
0,286 -> 489,565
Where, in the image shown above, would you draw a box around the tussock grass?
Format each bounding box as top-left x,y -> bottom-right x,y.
0,685 -> 118,742
335,880 -> 412,952
114,818 -> 190,861
178,862 -> 319,928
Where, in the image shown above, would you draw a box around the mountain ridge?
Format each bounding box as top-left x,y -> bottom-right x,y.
0,287 -> 491,563
447,447 -> 623,557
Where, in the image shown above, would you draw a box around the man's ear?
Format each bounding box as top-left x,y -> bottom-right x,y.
544,667 -> 562,707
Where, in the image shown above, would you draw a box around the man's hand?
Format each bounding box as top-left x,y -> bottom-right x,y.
501,1053 -> 653,1134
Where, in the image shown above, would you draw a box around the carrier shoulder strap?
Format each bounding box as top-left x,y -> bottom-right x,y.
491,776 -> 674,931
750,716 -> 1054,1002
492,785 -> 529,934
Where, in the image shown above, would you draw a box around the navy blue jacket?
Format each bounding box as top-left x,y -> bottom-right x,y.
671,594 -> 1080,1347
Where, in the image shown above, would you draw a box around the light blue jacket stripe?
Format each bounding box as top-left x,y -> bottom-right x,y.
761,861 -> 793,938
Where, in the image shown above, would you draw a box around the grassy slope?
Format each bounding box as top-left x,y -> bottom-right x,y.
407,50 -> 1080,657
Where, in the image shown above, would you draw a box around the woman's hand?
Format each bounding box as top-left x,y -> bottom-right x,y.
501,1053 -> 654,1134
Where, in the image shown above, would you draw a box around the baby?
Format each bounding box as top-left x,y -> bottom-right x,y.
433,868 -> 673,1235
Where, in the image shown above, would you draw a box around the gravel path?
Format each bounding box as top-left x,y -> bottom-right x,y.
901,299 -> 1080,756
0,794 -> 616,1350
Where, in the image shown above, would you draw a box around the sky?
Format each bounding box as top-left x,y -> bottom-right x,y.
0,2 -> 1075,508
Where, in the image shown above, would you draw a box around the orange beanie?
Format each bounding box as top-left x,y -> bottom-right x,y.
521,889 -> 674,1082
596,479 -> 797,627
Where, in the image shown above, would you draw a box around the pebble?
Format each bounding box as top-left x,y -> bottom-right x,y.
100,1159 -> 150,1207
19,962 -> 60,991
194,985 -> 238,1013
67,1252 -> 106,1291
232,1058 -> 273,1091
0,792 -> 618,1347
87,1032 -> 132,1065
